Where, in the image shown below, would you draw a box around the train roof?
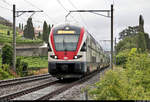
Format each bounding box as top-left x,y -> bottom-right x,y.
53,23 -> 104,52
53,23 -> 83,29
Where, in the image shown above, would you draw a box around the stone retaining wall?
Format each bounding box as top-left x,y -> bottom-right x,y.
0,47 -> 48,56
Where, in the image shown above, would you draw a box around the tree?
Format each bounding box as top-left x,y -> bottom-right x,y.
48,24 -> 51,34
2,43 -> 13,67
19,23 -> 21,29
119,26 -> 139,40
137,32 -> 146,52
23,18 -> 35,39
22,23 -> 24,31
139,14 -> 144,32
115,36 -> 137,54
7,30 -> 10,36
42,21 -> 49,43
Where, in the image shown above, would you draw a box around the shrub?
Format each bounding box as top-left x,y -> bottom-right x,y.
21,61 -> 28,76
0,68 -> 13,80
2,64 -> 9,72
88,48 -> 150,100
7,30 -> 10,35
16,58 -> 28,77
2,43 -> 13,66
116,49 -> 130,67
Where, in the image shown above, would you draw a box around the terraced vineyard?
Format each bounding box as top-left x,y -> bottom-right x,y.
0,24 -> 43,44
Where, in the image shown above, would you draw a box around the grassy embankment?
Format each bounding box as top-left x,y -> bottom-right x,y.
0,55 -> 48,79
0,24 -> 43,44
87,48 -> 150,100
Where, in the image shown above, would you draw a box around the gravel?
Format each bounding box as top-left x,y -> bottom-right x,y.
50,67 -> 111,100
0,77 -> 57,96
0,67 -> 110,100
13,82 -> 66,100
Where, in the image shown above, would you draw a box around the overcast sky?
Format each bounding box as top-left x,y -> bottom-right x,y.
0,0 -> 150,50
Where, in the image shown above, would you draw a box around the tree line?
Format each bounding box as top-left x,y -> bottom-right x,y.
116,15 -> 150,54
20,17 -> 53,43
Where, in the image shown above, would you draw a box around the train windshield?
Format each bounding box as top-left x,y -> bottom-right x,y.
54,34 -> 79,51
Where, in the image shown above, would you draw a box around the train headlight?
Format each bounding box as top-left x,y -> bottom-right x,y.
54,56 -> 57,59
74,56 -> 78,59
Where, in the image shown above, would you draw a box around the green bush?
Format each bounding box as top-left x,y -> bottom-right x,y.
88,48 -> 150,100
116,49 -> 130,67
2,43 -> 13,66
21,61 -> 28,77
0,67 -> 13,80
16,58 -> 28,77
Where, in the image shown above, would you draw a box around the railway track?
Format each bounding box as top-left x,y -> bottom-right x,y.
0,66 -> 109,101
0,80 -> 59,101
0,73 -> 51,88
37,66 -> 108,100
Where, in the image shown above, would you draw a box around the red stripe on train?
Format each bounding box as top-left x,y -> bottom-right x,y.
50,27 -> 84,60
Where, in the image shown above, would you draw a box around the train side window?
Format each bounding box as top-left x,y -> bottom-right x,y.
48,43 -> 52,51
81,42 -> 87,52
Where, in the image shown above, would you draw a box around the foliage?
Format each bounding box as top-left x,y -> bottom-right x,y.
42,21 -> 50,43
0,23 -> 43,44
116,49 -> 130,67
17,56 -> 48,69
23,18 -> 35,39
2,43 -> 13,66
0,68 -> 14,80
0,64 -> 14,80
144,33 -> 150,51
16,58 -> 28,77
19,23 -> 21,29
137,32 -> 146,52
48,24 -> 51,34
139,14 -> 144,32
115,36 -> 137,54
7,30 -> 10,35
119,26 -> 139,40
88,48 -> 150,100
22,23 -> 24,30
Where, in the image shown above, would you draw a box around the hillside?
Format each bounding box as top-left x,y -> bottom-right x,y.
0,16 -> 12,27
0,18 -> 43,44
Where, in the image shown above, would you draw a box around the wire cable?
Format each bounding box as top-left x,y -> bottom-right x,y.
67,0 -> 89,29
23,0 -> 56,23
0,5 -> 12,11
56,0 -> 80,24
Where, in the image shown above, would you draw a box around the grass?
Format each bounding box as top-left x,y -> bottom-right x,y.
0,55 -> 1,67
0,55 -> 48,69
0,24 -> 43,44
17,56 -> 48,69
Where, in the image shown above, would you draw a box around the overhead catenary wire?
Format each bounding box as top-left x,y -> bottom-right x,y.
56,0 -> 80,24
1,0 -> 12,6
0,5 -> 12,11
23,0 -> 57,24
67,0 -> 89,30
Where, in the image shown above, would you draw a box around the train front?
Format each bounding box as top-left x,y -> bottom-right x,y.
48,24 -> 87,79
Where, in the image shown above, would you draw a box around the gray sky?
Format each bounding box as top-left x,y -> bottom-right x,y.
0,0 -> 150,50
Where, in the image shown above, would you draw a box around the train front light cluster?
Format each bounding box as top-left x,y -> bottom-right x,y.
73,55 -> 82,59
50,55 -> 58,59
74,56 -> 78,59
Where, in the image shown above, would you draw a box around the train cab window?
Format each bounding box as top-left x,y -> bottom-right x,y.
54,34 -> 80,51
81,42 -> 87,52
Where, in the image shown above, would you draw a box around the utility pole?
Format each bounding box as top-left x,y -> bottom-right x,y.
12,4 -> 43,72
110,4 -> 113,70
13,4 -> 16,71
114,37 -> 116,65
67,4 -> 114,69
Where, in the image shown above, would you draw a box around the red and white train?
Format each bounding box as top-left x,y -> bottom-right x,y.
48,23 -> 110,79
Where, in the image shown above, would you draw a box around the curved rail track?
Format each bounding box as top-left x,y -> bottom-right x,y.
0,74 -> 52,88
0,66 -> 109,101
0,80 -> 59,101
